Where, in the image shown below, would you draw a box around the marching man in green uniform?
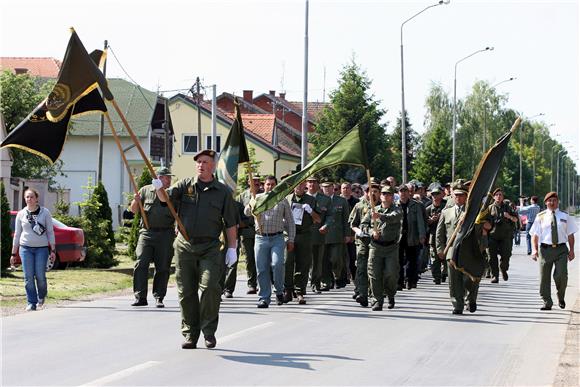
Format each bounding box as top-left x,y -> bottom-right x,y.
130,167 -> 176,308
349,178 -> 380,307
361,185 -> 403,311
426,185 -> 447,285
436,180 -> 479,315
487,188 -> 519,283
236,175 -> 262,294
530,191 -> 577,310
320,180 -> 351,290
153,149 -> 238,349
307,176 -> 331,293
284,181 -> 320,304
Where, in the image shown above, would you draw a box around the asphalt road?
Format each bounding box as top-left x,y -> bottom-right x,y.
2,238 -> 578,386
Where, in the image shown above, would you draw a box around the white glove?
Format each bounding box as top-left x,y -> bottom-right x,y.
225,248 -> 238,267
355,229 -> 365,237
152,178 -> 163,190
302,204 -> 313,214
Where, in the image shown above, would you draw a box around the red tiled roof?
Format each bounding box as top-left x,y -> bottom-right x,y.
0,57 -> 61,78
240,114 -> 276,144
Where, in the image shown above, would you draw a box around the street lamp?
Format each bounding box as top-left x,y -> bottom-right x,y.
400,0 -> 450,183
551,142 -> 564,192
452,46 -> 494,181
557,142 -> 569,195
483,76 -> 516,152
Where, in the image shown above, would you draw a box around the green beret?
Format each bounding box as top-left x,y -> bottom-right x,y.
193,149 -> 217,161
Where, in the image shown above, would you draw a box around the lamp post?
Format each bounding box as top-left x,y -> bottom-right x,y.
483,77 -> 516,153
452,46 -> 494,181
557,145 -> 569,195
551,143 -> 563,192
400,0 -> 449,183
540,124 -> 555,158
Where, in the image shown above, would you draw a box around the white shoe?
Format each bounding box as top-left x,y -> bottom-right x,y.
25,304 -> 36,311
37,299 -> 45,308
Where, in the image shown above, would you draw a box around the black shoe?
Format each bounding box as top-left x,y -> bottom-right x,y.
397,284 -> 403,291
387,297 -> 395,309
181,338 -> 196,349
490,277 -> 499,284
283,290 -> 292,304
131,298 -> 148,306
257,300 -> 269,308
155,298 -> 164,308
223,291 -> 233,299
204,335 -> 216,349
501,269 -> 509,281
527,252 -> 531,255
371,301 -> 383,311
246,287 -> 257,295
406,282 -> 412,290
540,303 -> 552,311
276,294 -> 284,305
468,302 -> 477,313
442,276 -> 447,283
297,294 -> 306,305
352,293 -> 359,300
311,286 -> 322,295
485,273 -> 491,279
356,295 -> 368,307
558,300 -> 566,309
320,286 -> 331,292
452,309 -> 463,315
433,279 -> 441,285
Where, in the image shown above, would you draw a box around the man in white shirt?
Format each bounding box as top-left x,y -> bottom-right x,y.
529,191 -> 577,310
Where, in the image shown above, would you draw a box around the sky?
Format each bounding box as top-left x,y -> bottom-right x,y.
1,0 -> 579,168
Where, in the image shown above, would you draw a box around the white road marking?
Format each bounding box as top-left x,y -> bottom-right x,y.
219,321 -> 275,344
80,361 -> 161,386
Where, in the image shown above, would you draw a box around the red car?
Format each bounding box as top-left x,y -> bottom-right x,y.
10,211 -> 86,270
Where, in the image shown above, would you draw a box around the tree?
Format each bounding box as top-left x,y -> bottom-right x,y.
389,112 -> 420,183
0,70 -> 62,185
236,146 -> 263,194
127,167 -> 152,259
0,181 -> 12,273
310,59 -> 393,181
411,83 -> 453,184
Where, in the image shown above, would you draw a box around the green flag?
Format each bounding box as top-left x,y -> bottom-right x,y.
215,97 -> 250,192
450,117 -> 521,279
46,28 -> 113,123
253,125 -> 368,214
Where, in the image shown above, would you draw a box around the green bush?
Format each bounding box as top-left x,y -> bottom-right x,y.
1,182 -> 12,274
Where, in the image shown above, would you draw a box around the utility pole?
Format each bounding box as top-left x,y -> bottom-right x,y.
196,77 -> 202,152
97,39 -> 108,183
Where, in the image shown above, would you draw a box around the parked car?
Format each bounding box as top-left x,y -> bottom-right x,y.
9,211 -> 86,270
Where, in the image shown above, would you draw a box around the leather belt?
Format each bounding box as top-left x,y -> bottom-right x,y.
372,239 -> 397,247
540,243 -> 565,248
257,231 -> 283,237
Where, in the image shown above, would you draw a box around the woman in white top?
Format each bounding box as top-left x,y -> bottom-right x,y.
10,188 -> 56,311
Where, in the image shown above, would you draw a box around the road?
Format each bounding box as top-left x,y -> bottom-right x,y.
2,239 -> 578,386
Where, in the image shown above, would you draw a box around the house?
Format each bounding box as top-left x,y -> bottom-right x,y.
169,93 -> 300,181
53,78 -> 173,228
0,57 -> 61,78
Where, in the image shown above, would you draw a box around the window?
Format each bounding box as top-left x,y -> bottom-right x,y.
182,135 -> 198,154
205,135 -> 222,153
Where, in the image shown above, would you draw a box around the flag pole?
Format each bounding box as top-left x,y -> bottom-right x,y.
366,169 -> 377,232
109,99 -> 189,240
104,112 -> 149,229
246,163 -> 263,233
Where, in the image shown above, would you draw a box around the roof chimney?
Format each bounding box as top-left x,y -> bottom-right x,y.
279,92 -> 286,100
243,90 -> 253,102
269,90 -> 276,96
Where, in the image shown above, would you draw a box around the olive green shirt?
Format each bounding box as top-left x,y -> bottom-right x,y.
349,198 -> 373,244
361,203 -> 403,243
324,195 -> 351,244
138,185 -> 175,229
488,201 -> 517,240
308,192 -> 331,245
166,177 -> 238,241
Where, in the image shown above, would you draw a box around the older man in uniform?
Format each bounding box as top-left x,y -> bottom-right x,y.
397,184 -> 426,290
426,185 -> 447,285
153,149 -> 238,349
362,185 -> 403,311
284,181 -> 319,304
349,179 -> 380,306
237,175 -> 262,294
487,188 -> 518,283
530,192 -> 577,310
436,180 -> 479,314
130,167 -> 176,308
320,180 -> 351,290
307,176 -> 330,293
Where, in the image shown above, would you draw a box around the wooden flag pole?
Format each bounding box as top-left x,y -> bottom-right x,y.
366,169 -> 377,233
109,99 -> 189,240
104,112 -> 149,229
246,162 -> 263,234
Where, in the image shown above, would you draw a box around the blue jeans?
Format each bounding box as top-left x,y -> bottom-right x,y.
255,234 -> 285,304
525,222 -> 533,254
20,246 -> 49,305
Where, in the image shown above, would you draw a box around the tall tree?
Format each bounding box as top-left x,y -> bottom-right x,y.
310,59 -> 392,181
0,70 -> 62,184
